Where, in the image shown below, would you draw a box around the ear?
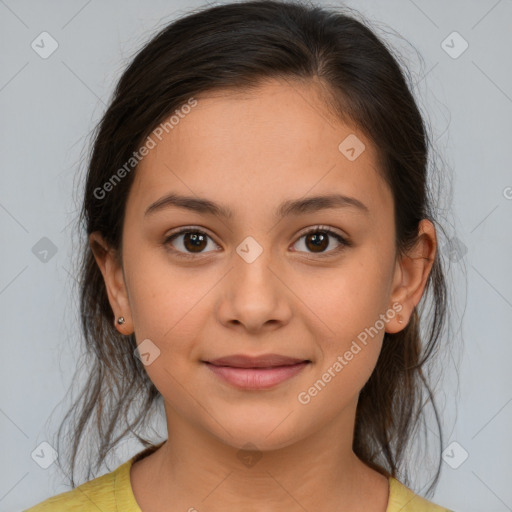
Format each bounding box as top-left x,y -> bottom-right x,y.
385,219 -> 437,334
89,231 -> 133,335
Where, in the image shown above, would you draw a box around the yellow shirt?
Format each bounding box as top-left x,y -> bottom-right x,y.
24,449 -> 453,512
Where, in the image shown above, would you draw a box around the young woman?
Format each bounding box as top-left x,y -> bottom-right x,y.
25,1 -> 453,510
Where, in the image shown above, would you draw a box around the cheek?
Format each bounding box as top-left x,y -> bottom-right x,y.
128,270 -> 202,338
124,258 -> 211,401
303,253 -> 393,339
124,245 -> 217,361
296,268 -> 389,413
296,247 -> 393,396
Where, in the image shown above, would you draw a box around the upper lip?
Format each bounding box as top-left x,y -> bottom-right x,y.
205,354 -> 310,368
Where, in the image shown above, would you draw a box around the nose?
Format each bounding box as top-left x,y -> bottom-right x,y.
215,249 -> 293,334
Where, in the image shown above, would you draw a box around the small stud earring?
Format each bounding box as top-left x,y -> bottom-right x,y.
397,314 -> 404,324
117,316 -> 125,325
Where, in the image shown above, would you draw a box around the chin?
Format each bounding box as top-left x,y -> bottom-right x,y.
210,414 -> 309,453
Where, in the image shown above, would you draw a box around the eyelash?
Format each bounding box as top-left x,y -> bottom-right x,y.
163,225 -> 351,260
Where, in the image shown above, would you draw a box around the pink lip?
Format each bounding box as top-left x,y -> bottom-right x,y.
204,357 -> 310,390
206,353 -> 308,368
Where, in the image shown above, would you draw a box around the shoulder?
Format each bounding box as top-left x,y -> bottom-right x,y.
388,477 -> 453,512
23,459 -> 133,512
24,442 -> 164,511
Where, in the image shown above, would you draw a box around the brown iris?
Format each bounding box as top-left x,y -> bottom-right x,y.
304,231 -> 329,253
182,232 -> 208,253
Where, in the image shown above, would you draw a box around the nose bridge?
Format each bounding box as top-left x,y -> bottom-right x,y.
232,232 -> 278,292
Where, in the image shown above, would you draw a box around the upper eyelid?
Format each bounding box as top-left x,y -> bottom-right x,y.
295,225 -> 347,239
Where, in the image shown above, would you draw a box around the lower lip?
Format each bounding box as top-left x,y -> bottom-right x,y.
204,361 -> 310,390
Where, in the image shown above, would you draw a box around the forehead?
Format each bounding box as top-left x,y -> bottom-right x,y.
127,79 -> 391,222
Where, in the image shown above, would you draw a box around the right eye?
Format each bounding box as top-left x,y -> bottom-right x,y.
163,227 -> 220,259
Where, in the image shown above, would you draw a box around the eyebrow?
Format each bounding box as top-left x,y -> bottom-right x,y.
144,192 -> 370,219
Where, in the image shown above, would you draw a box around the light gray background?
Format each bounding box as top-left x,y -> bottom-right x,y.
1,1 -> 511,511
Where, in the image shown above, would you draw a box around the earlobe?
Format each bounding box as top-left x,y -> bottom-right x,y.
385,219 -> 437,334
89,232 -> 133,335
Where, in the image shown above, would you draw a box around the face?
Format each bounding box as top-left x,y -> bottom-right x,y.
92,79 -> 434,452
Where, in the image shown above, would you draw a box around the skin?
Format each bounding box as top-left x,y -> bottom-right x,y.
90,78 -> 436,512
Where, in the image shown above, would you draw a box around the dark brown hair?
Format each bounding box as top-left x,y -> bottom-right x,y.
57,0 -> 451,497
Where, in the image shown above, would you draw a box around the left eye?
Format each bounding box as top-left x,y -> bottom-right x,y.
291,227 -> 349,255
164,226 -> 350,258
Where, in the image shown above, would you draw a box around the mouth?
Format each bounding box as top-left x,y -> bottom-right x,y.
203,354 -> 311,390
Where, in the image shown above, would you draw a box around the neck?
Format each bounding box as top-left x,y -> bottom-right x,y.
130,398 -> 389,512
